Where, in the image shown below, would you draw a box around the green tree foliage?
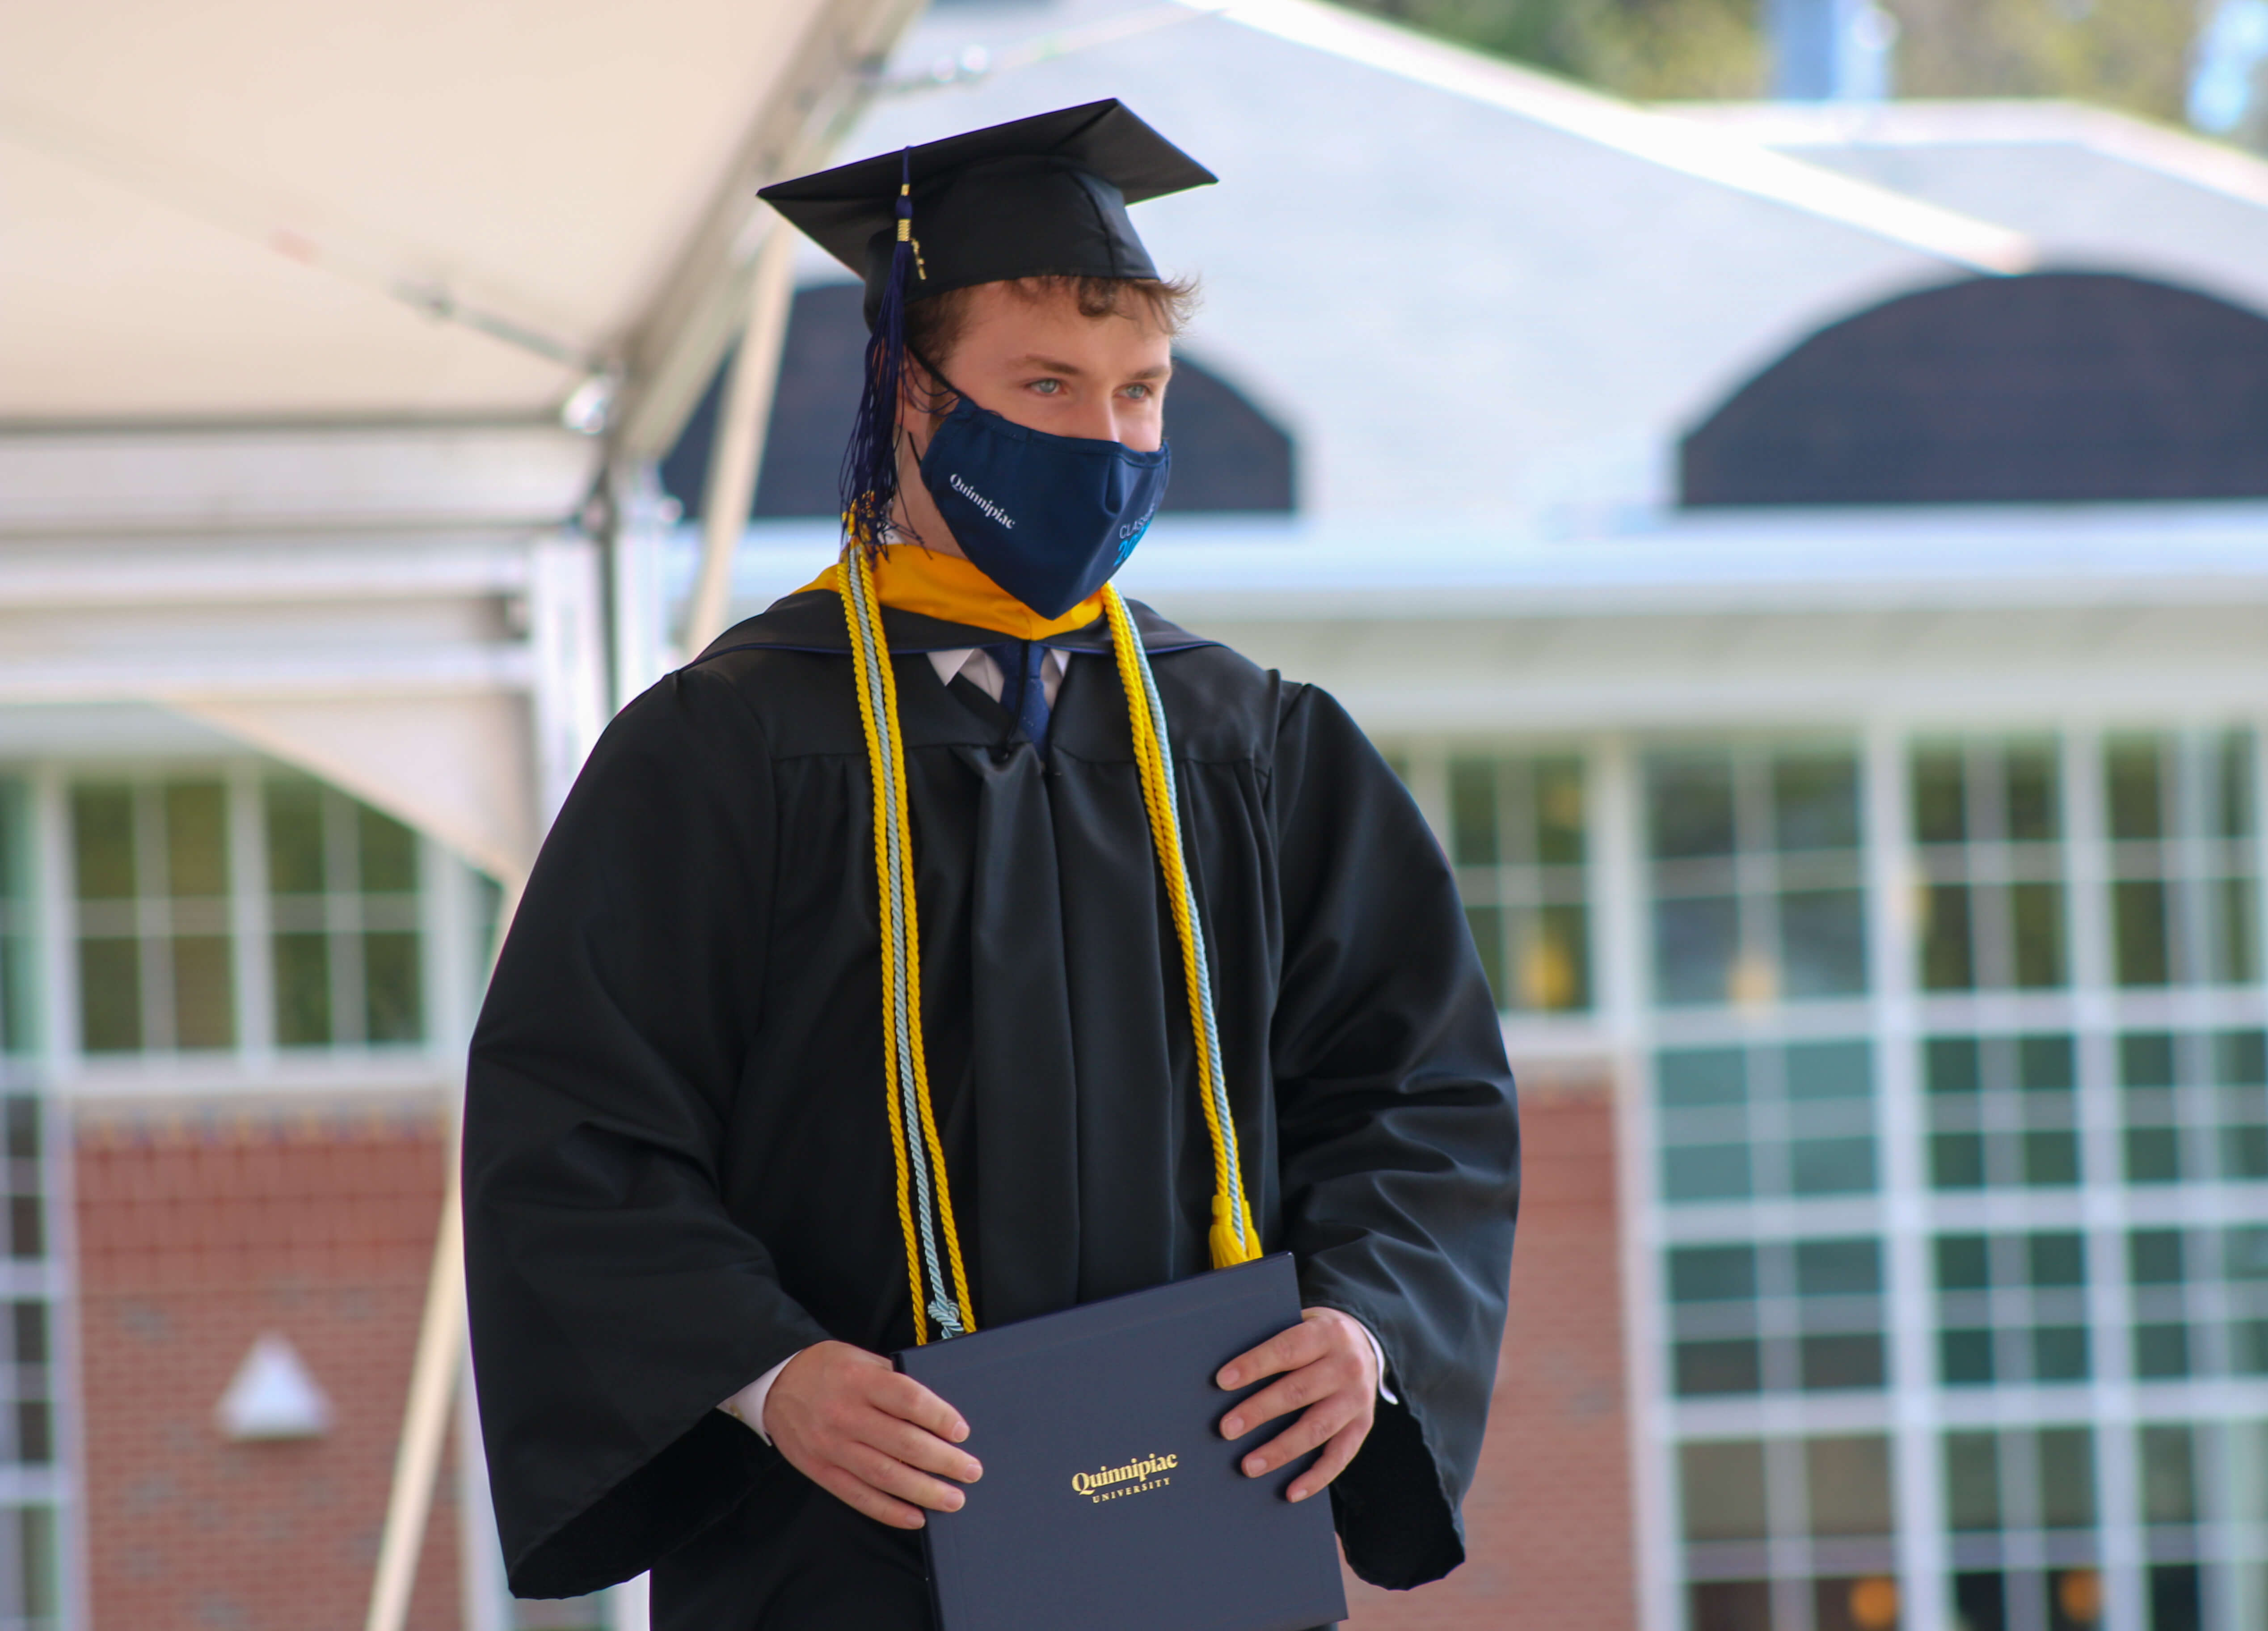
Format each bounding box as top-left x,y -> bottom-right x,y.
1348,0 -> 1769,100
1337,0 -> 2207,131
1884,0 -> 2201,125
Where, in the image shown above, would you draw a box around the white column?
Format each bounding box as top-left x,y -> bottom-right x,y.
31,766 -> 75,1088
422,843 -> 481,1060
28,765 -> 89,1631
1598,733 -> 1678,1631
529,533 -> 611,829
607,462 -> 678,717
228,758 -> 275,1072
2064,727 -> 2146,1631
1868,719 -> 1950,1631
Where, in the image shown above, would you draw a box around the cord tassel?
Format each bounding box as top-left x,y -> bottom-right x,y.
1104,587 -> 1259,1269
1209,1196 -> 1261,1274
839,151 -> 922,560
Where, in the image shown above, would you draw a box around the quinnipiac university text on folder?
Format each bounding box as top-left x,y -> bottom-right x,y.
897,1253 -> 1348,1631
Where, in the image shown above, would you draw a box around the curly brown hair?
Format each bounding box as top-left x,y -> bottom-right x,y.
903,274 -> 1199,377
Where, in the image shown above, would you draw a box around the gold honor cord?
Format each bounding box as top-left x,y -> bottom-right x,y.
1101,587 -> 1260,1271
839,554 -> 1260,1345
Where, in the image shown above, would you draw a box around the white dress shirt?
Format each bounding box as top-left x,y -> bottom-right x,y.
718,640 -> 1395,1443
925,643 -> 1070,707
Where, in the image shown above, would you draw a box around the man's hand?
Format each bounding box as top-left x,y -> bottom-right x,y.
764,1340 -> 982,1530
1214,1306 -> 1378,1503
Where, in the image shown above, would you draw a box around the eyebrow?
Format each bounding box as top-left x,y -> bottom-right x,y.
1014,354 -> 1174,382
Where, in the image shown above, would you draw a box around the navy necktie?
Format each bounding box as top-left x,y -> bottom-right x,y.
986,640 -> 1052,750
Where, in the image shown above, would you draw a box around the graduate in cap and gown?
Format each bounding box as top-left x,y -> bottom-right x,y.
464,101 -> 1519,1628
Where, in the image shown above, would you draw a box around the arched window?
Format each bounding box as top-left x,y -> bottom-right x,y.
1680,272 -> 2268,506
662,283 -> 1296,521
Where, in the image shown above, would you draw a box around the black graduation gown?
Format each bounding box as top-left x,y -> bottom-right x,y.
464,590 -> 1519,1626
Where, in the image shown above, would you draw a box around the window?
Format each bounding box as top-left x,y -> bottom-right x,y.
1679,1435 -> 1896,1631
66,773 -> 426,1057
1911,736 -> 2066,991
2137,1422 -> 2197,1532
3,1100 -> 42,1268
2231,1226 -> 2268,1376
1668,1236 -> 1886,1397
2119,1028 -> 2268,1186
2130,1420 -> 2268,1631
1657,1040 -> 1877,1204
1647,744 -> 1867,1007
3,761 -> 466,1631
266,778 -> 423,1048
2,1299 -> 49,1472
2139,1423 -> 2201,1631
1943,1427 -> 2099,1631
0,1504 -> 57,1631
1925,1033 -> 2081,1190
1935,1231 -> 2091,1386
0,781 -> 29,1059
0,1093 -> 54,1631
1445,754 -> 1589,1013
2104,730 -> 2258,989
2124,1225 -> 2268,1380
1647,724 -> 2268,1631
1943,1425 -> 2097,1532
2137,1420 -> 2197,1532
1678,271 -> 2268,507
71,779 -> 235,1053
2130,1230 -> 2194,1380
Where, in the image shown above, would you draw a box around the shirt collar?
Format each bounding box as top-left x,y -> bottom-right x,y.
927,645 -> 1071,696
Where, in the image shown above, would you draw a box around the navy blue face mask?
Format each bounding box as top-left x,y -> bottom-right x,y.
916,394 -> 1171,619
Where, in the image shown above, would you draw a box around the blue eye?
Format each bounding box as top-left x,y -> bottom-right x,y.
1030,379 -> 1063,395
1124,383 -> 1151,401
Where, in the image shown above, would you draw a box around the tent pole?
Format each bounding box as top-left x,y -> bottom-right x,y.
366,877 -> 522,1631
681,220 -> 799,660
363,1163 -> 467,1631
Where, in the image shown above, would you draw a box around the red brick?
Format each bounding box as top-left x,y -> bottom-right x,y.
1345,1079 -> 1636,1630
76,1085 -> 1636,1630
77,1112 -> 462,1631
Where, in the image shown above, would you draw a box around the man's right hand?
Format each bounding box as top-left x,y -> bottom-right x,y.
763,1339 -> 982,1529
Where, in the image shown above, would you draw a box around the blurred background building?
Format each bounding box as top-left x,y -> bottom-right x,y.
7,1 -> 2268,1630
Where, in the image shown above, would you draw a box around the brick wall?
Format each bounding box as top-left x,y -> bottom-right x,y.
1345,1073 -> 1636,1630
67,1077 -> 1629,1631
75,1103 -> 462,1631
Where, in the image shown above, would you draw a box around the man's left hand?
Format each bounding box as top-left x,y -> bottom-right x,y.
1214,1306 -> 1378,1503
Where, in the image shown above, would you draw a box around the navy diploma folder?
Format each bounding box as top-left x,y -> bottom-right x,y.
894,1254 -> 1349,1631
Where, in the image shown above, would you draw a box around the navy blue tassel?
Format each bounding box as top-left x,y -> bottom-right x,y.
840,151 -> 922,560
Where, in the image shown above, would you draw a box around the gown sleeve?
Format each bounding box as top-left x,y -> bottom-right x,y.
1266,682 -> 1521,1591
463,667 -> 832,1599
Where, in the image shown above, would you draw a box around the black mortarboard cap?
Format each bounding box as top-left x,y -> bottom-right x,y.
759,100 -> 1216,326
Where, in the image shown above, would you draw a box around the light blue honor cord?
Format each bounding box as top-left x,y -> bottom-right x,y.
1125,623 -> 1244,1251
846,556 -> 962,1336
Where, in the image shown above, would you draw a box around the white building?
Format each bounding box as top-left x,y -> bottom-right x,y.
664,5 -> 2268,1629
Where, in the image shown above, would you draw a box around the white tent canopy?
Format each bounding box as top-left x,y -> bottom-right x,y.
1,0 -> 921,884
4,0 -> 905,433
